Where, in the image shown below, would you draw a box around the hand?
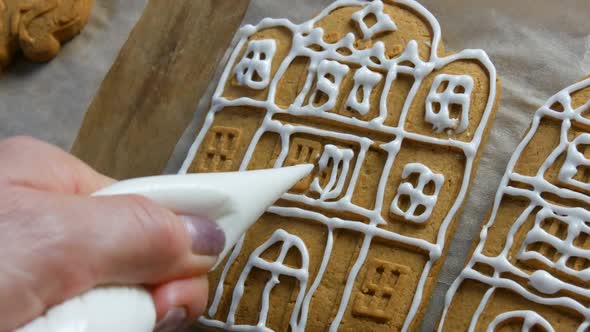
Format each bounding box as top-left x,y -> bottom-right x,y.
0,136 -> 225,332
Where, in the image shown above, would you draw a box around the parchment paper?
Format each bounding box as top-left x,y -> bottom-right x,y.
2,1 -> 590,330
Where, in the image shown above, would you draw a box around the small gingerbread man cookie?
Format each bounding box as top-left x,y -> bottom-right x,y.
0,0 -> 93,69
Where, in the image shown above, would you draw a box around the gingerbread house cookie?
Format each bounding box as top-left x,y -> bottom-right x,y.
439,77 -> 590,331
0,0 -> 93,69
181,0 -> 499,330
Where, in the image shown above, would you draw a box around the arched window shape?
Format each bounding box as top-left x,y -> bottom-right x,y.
234,39 -> 277,90
558,133 -> 590,191
425,74 -> 474,134
390,163 -> 444,224
345,66 -> 382,116
486,310 -> 555,332
310,144 -> 354,200
227,230 -> 310,331
307,59 -> 349,112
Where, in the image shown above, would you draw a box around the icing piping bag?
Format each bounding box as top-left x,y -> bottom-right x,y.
16,164 -> 313,332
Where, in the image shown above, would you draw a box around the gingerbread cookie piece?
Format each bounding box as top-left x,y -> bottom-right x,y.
0,0 -> 93,69
181,0 -> 499,330
439,77 -> 590,331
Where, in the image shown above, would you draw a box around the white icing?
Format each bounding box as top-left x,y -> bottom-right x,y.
518,208 -> 590,282
310,144 -> 355,200
425,74 -> 474,134
351,0 -> 397,40
439,77 -> 590,331
467,287 -> 495,331
226,229 -> 309,331
578,322 -> 590,332
305,59 -> 349,112
486,311 -> 555,332
558,133 -> 590,191
234,39 -> 277,90
390,162 -> 444,223
179,0 -> 497,330
345,66 -> 383,115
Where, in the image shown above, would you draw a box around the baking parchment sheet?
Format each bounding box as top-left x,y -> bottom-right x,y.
2,0 -> 590,331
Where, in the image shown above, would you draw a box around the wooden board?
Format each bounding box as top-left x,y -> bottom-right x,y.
71,0 -> 251,179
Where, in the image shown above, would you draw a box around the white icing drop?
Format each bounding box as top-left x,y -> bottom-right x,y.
390,163 -> 444,223
425,74 -> 474,134
439,76 -> 590,331
234,39 -> 277,90
351,0 -> 397,40
179,0 -> 497,330
345,66 -> 383,115
529,270 -> 562,295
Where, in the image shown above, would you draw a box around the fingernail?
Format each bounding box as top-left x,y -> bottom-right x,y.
180,215 -> 225,256
153,307 -> 187,332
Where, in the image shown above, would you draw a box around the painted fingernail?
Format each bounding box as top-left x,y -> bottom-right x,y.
153,307 -> 187,332
180,215 -> 225,256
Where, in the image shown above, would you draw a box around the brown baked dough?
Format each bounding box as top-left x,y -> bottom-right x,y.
439,77 -> 590,331
182,1 -> 500,331
0,0 -> 93,69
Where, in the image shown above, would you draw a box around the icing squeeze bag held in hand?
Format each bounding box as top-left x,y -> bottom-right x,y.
16,164 -> 313,332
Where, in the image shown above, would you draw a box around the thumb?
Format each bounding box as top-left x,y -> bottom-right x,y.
2,187 -> 226,329
19,189 -> 226,293
85,194 -> 226,285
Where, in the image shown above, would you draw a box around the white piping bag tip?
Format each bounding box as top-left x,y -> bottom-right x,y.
214,164 -> 314,261
95,164 -> 313,262
17,165 -> 313,332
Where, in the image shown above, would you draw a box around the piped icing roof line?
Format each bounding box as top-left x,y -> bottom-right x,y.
236,0 -> 443,64
235,0 -> 443,76
180,0 -> 496,176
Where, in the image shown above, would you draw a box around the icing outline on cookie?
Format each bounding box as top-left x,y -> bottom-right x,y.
439,76 -> 590,331
181,0 -> 497,330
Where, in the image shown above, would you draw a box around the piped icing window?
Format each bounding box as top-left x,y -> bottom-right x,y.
390,163 -> 444,223
518,208 -> 590,280
310,144 -> 354,200
227,230 -> 309,330
352,259 -> 409,321
345,66 -> 382,116
425,74 -> 474,134
558,133 -> 590,191
307,59 -> 350,112
234,39 -> 277,90
351,1 -> 397,40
